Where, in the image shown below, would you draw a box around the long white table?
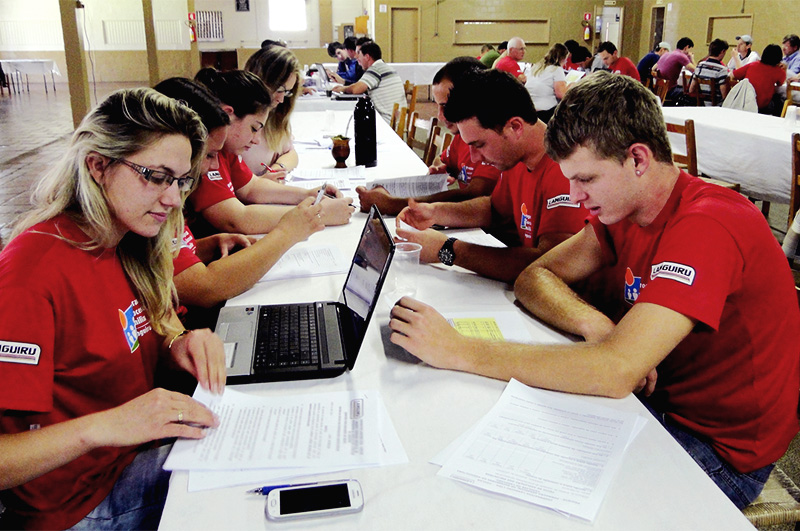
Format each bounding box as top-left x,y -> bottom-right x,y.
158,110 -> 754,530
0,59 -> 60,94
322,62 -> 445,86
661,106 -> 800,205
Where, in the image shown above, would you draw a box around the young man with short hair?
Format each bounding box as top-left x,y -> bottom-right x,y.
727,34 -> 759,70
654,36 -> 696,89
597,41 -> 640,81
394,69 -> 586,283
690,38 -> 730,103
389,72 -> 799,509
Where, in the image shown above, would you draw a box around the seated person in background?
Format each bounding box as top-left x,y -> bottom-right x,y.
637,41 -> 670,86
395,69 -> 586,284
478,43 -> 500,68
490,41 -> 509,68
154,78 -> 324,317
562,39 -> 580,70
389,72 -> 799,510
778,34 -> 800,104
525,43 -> 569,124
0,88 -> 225,528
732,44 -> 786,114
332,41 -> 406,123
243,46 -> 302,179
689,38 -> 730,103
566,45 -> 593,71
727,35 -> 760,70
329,36 -> 364,86
357,57 -> 499,216
654,36 -> 696,95
494,37 -> 528,83
597,41 -> 641,81
191,68 -> 353,237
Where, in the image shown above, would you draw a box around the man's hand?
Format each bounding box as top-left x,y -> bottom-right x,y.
395,228 -> 447,263
332,85 -> 346,93
396,199 -> 437,230
389,297 -> 468,370
356,185 -> 405,214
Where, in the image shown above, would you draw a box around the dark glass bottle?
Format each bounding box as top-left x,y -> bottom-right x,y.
354,96 -> 377,167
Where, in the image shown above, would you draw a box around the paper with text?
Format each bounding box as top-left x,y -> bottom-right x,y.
186,390 -> 408,491
437,379 -> 640,522
164,387 -> 380,471
259,244 -> 348,282
370,174 -> 448,197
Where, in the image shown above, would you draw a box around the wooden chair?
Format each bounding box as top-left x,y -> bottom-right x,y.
789,132 -> 800,228
666,119 -> 741,192
694,78 -> 719,106
407,112 -> 438,158
423,126 -> 453,168
782,81 -> 800,118
654,78 -> 670,104
389,103 -> 408,139
742,464 -> 800,528
404,80 -> 418,117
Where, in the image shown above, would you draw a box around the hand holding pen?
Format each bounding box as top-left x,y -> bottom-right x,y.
261,162 -> 287,183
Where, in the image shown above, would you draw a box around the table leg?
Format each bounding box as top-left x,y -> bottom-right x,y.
25,73 -> 30,93
43,74 -> 48,94
51,72 -> 56,92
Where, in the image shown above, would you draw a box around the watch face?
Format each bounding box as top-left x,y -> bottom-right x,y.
438,240 -> 456,266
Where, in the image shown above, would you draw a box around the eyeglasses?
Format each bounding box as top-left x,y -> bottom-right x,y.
274,85 -> 295,97
114,158 -> 195,192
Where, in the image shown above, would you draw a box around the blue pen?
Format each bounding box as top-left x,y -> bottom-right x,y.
247,481 -> 317,495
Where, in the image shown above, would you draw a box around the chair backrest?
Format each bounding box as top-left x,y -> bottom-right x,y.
695,77 -> 718,106
407,112 -> 438,156
404,81 -> 418,118
390,103 -> 408,138
790,132 -> 800,228
782,82 -> 800,118
654,78 -> 670,104
665,119 -> 698,176
423,126 -> 454,168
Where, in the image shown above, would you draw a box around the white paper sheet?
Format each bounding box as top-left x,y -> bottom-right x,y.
164,387 -> 380,471
370,174 -> 448,197
290,166 -> 366,185
258,244 -> 348,282
186,390 -> 408,491
436,379 -> 640,522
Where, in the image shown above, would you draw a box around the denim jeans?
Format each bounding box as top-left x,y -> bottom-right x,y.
641,398 -> 772,509
69,443 -> 173,531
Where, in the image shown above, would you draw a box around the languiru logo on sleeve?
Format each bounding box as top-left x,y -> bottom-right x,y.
650,261 -> 696,285
206,171 -> 222,181
546,194 -> 580,209
0,340 -> 41,365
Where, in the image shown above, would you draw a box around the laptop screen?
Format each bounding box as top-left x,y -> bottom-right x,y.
339,206 -> 394,360
314,63 -> 331,83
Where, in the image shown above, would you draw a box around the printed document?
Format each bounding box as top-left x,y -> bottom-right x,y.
436,379 -> 641,522
164,387 -> 380,470
370,174 -> 448,197
259,243 -> 348,282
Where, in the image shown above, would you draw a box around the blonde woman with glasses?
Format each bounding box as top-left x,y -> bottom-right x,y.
0,88 -> 226,529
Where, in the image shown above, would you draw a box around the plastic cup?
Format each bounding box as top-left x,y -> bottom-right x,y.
390,242 -> 422,299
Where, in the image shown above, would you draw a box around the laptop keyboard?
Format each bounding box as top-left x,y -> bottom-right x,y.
254,304 -> 320,372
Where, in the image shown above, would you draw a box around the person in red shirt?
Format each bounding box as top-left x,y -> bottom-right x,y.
389,72 -> 799,509
598,41 -> 641,81
356,57 -> 500,216
732,44 -> 787,114
0,89 -> 225,528
395,69 -> 586,284
494,36 -> 528,83
155,78 -> 324,323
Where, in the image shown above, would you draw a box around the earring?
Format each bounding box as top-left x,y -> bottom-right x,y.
635,170 -> 642,176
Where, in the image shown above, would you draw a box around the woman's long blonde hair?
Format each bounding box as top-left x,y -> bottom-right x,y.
244,46 -> 301,152
531,43 -> 569,77
12,88 -> 207,336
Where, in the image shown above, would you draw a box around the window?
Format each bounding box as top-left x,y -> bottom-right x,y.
268,0 -> 307,32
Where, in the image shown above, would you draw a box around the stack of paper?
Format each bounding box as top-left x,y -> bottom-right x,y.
432,379 -> 645,522
258,243 -> 349,282
288,166 -> 367,190
165,387 -> 408,492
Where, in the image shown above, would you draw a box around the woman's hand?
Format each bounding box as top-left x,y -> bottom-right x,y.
215,233 -> 255,257
275,196 -> 325,242
168,328 -> 226,395
319,196 -> 355,226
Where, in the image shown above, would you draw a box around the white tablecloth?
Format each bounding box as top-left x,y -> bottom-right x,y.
661,106 -> 800,203
323,62 -> 445,86
0,59 -> 60,76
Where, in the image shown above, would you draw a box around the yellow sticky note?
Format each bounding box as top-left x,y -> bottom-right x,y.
449,318 -> 504,341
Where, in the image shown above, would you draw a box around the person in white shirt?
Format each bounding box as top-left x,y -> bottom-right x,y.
727,34 -> 760,70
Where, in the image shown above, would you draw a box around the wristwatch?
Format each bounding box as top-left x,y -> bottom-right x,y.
438,237 -> 458,266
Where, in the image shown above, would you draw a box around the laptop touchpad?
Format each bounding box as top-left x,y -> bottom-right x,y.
225,321 -> 254,341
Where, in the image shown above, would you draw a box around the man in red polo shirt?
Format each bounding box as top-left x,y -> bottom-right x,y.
598,41 -> 641,81
495,37 -> 528,83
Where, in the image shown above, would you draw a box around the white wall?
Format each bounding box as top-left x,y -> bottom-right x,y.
0,0 -> 191,52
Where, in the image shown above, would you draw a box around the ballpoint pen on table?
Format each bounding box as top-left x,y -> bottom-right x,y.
247,482 -> 317,495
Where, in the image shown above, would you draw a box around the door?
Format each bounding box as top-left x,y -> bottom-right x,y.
600,6 -> 623,47
390,7 -> 419,63
650,7 -> 665,50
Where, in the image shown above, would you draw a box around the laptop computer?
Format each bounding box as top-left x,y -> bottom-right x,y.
314,63 -> 332,84
217,206 -> 395,385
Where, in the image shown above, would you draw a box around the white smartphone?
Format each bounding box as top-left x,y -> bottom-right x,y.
265,480 -> 364,521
